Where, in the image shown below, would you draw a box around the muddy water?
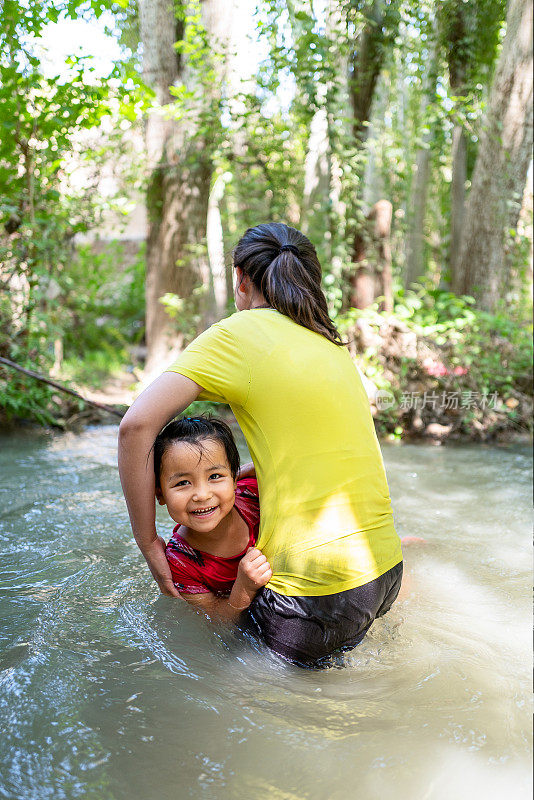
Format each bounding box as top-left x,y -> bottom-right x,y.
0,426 -> 531,799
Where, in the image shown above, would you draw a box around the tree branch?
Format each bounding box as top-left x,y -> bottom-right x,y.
0,357 -> 125,419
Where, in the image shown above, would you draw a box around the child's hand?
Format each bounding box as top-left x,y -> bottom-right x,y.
236,547 -> 272,594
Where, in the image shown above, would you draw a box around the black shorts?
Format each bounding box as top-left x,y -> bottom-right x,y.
244,561 -> 403,668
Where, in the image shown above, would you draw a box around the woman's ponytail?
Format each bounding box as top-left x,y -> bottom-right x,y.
233,223 -> 343,346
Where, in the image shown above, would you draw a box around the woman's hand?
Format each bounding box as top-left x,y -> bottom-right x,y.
142,536 -> 181,598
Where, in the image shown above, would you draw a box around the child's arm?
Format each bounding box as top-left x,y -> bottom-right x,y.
237,461 -> 256,480
179,548 -> 272,623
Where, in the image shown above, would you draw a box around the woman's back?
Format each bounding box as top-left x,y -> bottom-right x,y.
168,308 -> 402,597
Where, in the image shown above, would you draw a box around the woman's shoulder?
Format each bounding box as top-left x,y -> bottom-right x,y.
192,311 -> 261,348
217,309 -> 285,335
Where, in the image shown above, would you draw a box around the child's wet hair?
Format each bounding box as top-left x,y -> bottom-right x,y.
154,415 -> 240,487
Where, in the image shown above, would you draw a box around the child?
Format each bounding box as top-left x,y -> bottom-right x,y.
154,415 -> 272,621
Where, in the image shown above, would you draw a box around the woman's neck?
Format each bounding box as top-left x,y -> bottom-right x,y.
248,287 -> 271,310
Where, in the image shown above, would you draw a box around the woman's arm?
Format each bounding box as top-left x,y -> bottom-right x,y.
182,591 -> 244,624
237,461 -> 256,480
118,371 -> 202,597
182,548 -> 272,622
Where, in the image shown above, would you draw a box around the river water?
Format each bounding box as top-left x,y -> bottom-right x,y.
0,425 -> 531,800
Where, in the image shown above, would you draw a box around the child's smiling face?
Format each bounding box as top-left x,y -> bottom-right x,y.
156,438 -> 236,533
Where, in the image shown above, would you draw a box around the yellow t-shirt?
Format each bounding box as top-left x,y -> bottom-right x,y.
167,309 -> 402,596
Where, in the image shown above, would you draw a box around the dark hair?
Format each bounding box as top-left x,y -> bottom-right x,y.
154,415 -> 240,488
233,222 -> 343,346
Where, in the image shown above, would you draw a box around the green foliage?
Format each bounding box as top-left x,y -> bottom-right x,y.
438,0 -> 506,88
62,242 -> 146,356
61,349 -> 126,389
0,363 -> 65,427
0,0 -> 530,434
399,285 -> 532,392
337,284 -> 532,439
157,1 -> 225,151
218,107 -> 307,238
0,0 -> 144,423
159,284 -> 206,343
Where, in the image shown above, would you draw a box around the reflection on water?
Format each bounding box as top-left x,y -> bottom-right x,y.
0,426 -> 531,800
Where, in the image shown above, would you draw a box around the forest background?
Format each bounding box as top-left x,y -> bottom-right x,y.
1,0 -> 532,442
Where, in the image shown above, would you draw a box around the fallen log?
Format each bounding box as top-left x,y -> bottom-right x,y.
0,356 -> 125,419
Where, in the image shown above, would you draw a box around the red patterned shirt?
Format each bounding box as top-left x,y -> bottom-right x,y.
164,478 -> 260,596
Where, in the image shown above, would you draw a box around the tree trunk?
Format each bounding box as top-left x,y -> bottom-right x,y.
454,0 -> 533,309
373,199 -> 394,313
404,90 -> 432,290
449,123 -> 467,280
442,2 -> 469,287
404,30 -> 439,289
347,0 -> 401,307
139,0 -> 230,375
301,95 -> 331,238
291,1 -> 335,243
349,0 -> 393,145
206,171 -> 231,322
350,200 -> 393,312
362,74 -> 387,209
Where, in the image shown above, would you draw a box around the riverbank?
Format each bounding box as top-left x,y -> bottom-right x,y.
1,364 -> 531,446
342,300 -> 533,444
2,293 -> 532,443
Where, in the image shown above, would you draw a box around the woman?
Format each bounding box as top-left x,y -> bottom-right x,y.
118,222 -> 403,667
